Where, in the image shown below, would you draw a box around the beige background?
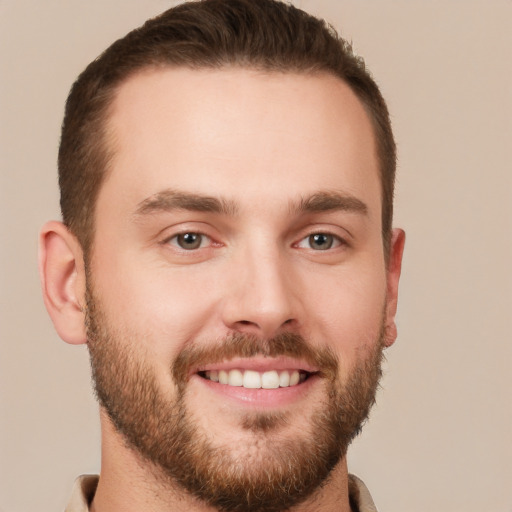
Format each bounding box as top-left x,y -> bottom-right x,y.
1,1 -> 511,511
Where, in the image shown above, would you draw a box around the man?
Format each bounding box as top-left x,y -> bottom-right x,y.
39,0 -> 405,511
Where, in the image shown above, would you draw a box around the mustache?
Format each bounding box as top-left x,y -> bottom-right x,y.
172,332 -> 339,386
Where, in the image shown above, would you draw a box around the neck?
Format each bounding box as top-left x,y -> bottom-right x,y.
91,411 -> 353,512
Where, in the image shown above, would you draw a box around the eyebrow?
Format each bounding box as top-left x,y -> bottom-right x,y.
135,189 -> 367,218
294,191 -> 368,216
135,189 -> 238,216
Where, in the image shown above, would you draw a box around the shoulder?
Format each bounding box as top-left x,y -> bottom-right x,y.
64,474 -> 99,512
348,474 -> 379,512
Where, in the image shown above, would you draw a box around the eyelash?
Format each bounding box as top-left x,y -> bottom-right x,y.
162,230 -> 347,252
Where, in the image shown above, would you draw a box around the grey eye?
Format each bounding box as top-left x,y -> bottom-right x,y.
174,233 -> 204,250
308,233 -> 334,250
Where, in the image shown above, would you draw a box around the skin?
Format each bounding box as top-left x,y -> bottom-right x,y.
39,67 -> 405,512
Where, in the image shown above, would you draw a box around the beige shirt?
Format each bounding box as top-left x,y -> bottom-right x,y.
65,474 -> 378,512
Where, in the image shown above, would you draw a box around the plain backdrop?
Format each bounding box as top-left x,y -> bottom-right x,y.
0,1 -> 511,511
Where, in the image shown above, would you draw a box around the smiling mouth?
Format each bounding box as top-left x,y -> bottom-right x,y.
198,369 -> 312,389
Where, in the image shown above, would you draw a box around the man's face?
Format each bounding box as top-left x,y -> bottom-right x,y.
85,68 -> 395,510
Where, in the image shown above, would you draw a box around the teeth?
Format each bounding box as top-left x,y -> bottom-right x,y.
204,369 -> 307,389
261,370 -> 280,389
243,370 -> 261,389
228,369 -> 243,387
279,371 -> 290,387
289,370 -> 300,386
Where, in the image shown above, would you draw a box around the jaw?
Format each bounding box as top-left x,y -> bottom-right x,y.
95,405 -> 352,512
91,341 -> 382,512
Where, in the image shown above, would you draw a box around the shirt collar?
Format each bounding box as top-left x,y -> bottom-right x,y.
66,473 -> 378,512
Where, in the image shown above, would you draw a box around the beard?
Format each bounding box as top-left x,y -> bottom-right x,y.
85,285 -> 385,512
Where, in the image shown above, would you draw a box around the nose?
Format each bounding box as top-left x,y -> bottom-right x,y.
221,244 -> 300,339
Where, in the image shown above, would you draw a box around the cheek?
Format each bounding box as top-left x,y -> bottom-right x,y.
89,251 -> 224,359
304,262 -> 387,368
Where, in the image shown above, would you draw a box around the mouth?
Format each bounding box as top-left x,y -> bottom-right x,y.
189,358 -> 323,408
198,368 -> 311,389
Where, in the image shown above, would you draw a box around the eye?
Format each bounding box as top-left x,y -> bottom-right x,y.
168,232 -> 210,250
297,233 -> 342,251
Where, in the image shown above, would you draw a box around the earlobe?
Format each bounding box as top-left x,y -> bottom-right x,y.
39,221 -> 87,345
383,228 -> 406,347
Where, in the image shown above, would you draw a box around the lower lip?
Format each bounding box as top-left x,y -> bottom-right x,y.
190,373 -> 320,408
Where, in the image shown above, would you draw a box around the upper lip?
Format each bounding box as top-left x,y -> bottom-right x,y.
194,356 -> 319,375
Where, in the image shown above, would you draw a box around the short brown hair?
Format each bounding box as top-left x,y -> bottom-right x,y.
59,0 -> 396,256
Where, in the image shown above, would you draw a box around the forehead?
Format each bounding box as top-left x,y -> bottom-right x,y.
101,67 -> 380,216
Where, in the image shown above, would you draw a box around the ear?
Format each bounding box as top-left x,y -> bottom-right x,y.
383,228 -> 406,347
39,221 -> 87,345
